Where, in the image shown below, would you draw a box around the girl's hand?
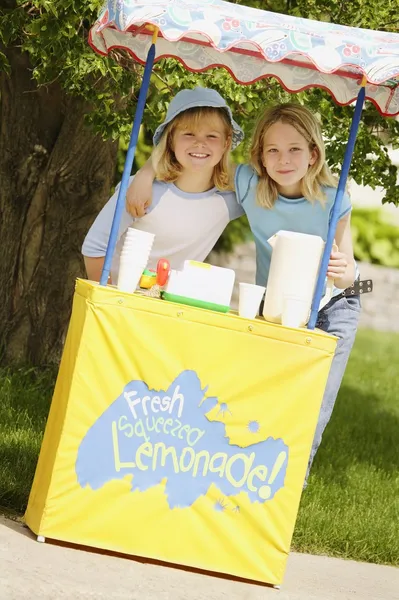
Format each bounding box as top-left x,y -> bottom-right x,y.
126,159 -> 156,217
327,250 -> 349,281
330,214 -> 356,289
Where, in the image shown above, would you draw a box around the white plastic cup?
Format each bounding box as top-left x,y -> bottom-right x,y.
119,254 -> 148,266
120,238 -> 152,261
238,283 -> 266,319
122,236 -> 153,244
120,249 -> 150,259
124,229 -> 154,248
119,260 -> 148,272
120,252 -> 151,262
125,228 -> 155,243
122,232 -> 155,255
281,296 -> 310,328
119,254 -> 146,265
121,241 -> 153,251
117,261 -> 146,293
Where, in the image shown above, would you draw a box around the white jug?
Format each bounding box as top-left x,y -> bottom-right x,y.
262,231 -> 335,327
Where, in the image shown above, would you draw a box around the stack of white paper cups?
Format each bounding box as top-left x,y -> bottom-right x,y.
117,228 -> 155,293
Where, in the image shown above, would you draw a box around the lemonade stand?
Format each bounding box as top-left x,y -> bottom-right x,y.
24,0 -> 399,587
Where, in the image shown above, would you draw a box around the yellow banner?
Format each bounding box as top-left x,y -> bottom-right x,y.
25,279 -> 336,585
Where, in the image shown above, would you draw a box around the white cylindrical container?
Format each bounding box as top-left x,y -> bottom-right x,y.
263,231 -> 325,326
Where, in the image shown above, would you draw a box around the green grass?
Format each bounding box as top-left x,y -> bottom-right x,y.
0,367 -> 56,514
292,329 -> 399,565
0,330 -> 398,565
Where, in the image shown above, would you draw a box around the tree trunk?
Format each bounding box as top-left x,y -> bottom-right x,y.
0,46 -> 118,365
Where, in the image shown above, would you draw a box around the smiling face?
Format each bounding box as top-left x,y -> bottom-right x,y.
153,106 -> 234,192
261,121 -> 318,198
172,111 -> 230,174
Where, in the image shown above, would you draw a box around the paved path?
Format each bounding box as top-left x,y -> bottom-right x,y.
1,517 -> 397,600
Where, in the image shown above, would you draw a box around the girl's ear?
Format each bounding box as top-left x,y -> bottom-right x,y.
309,146 -> 318,166
225,135 -> 232,151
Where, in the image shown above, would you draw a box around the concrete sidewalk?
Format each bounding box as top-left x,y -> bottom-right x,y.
0,517 -> 397,600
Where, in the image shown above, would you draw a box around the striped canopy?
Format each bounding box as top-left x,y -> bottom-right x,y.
90,0 -> 399,117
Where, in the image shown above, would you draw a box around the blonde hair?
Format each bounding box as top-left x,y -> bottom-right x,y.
250,103 -> 337,208
153,106 -> 234,191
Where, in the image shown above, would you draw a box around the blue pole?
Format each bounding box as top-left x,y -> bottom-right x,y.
307,84 -> 366,329
99,40 -> 157,286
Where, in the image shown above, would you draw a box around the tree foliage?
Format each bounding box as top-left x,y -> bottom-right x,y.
351,208 -> 399,267
1,0 -> 398,204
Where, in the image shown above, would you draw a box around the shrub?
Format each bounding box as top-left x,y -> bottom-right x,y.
351,208 -> 399,268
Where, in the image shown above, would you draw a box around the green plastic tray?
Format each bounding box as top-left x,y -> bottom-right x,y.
161,292 -> 230,313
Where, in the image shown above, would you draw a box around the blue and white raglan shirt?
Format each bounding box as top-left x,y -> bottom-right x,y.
82,177 -> 244,282
235,164 -> 355,296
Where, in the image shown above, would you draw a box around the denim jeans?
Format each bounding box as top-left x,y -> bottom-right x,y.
305,293 -> 361,482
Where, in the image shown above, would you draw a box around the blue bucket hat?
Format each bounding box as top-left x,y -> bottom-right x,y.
153,87 -> 244,150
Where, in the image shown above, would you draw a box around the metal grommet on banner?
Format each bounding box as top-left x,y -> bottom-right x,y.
176,311 -> 183,317
248,325 -> 253,332
306,337 -> 312,345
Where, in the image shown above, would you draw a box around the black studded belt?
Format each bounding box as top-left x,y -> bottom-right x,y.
339,279 -> 373,297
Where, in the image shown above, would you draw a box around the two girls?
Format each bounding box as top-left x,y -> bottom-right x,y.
128,98 -> 360,483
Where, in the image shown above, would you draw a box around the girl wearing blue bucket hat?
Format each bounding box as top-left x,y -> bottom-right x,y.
82,87 -> 244,284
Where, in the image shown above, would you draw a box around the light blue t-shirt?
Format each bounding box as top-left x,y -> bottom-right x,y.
235,164 -> 352,289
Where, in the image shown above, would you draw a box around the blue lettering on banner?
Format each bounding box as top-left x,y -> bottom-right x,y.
75,370 -> 289,509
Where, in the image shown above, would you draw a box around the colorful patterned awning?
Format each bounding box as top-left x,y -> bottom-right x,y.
90,0 -> 399,116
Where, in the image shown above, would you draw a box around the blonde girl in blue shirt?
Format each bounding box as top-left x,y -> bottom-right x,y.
128,100 -> 361,486
234,104 -> 360,485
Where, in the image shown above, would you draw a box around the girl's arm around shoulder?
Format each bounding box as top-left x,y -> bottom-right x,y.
325,186 -> 352,220
340,189 -> 352,220
126,157 -> 156,217
234,163 -> 258,204
219,189 -> 245,220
